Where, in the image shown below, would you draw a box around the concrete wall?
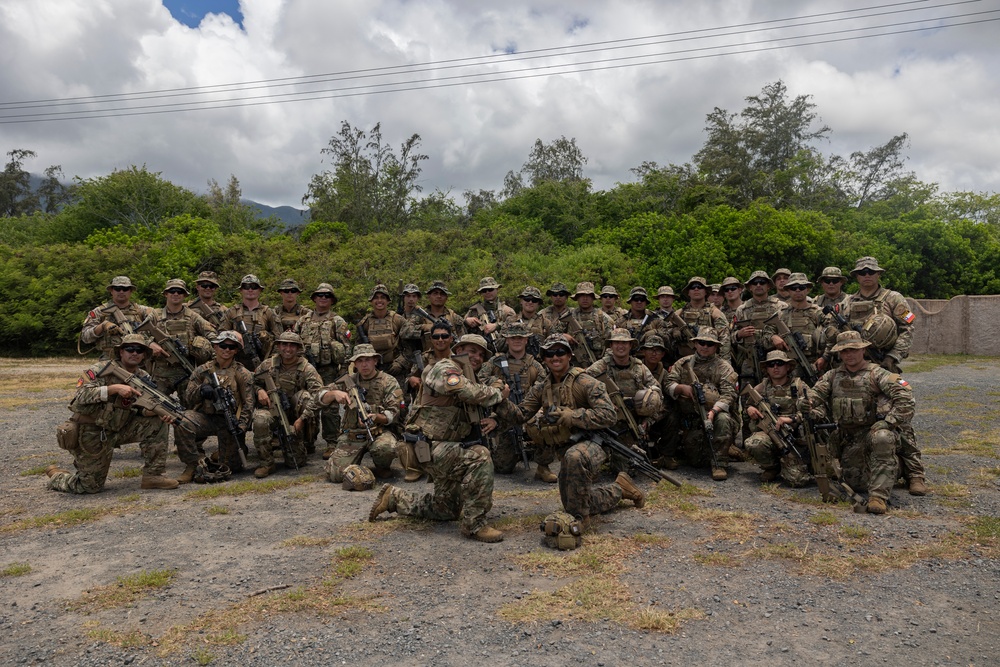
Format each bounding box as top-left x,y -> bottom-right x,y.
907,295 -> 1000,356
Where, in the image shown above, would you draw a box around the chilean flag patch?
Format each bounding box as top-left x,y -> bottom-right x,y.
897,378 -> 909,387
903,311 -> 915,324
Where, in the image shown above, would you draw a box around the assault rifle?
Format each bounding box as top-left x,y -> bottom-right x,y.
470,303 -> 502,354
734,318 -> 765,385
598,371 -> 645,445
262,372 -> 298,470
205,371 -> 248,468
98,362 -> 198,432
561,311 -> 597,365
526,332 -> 541,359
341,373 -> 375,443
822,305 -> 886,363
742,384 -> 803,459
234,320 -> 264,370
452,353 -> 489,449
766,312 -> 820,385
668,310 -> 699,347
627,311 -> 658,341
111,308 -> 141,336
356,320 -> 371,345
801,387 -> 866,511
396,279 -> 405,315
686,357 -> 721,472
569,429 -> 682,487
498,358 -> 530,471
135,316 -> 197,379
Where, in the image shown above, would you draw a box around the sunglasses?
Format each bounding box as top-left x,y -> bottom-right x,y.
111,286 -> 132,292
550,292 -> 570,298
521,297 -> 542,303
722,286 -> 741,292
430,333 -> 452,340
820,278 -> 842,285
240,285 -> 261,290
314,293 -> 334,299
787,284 -> 809,291
197,283 -> 217,289
766,360 -> 789,368
599,294 -> 616,299
542,349 -> 570,358
688,284 -> 706,290
855,269 -> 878,277
121,345 -> 147,354
694,341 -> 719,347
165,288 -> 187,295
217,342 -> 240,351
748,279 -> 769,286
278,289 -> 300,294
629,298 -> 649,303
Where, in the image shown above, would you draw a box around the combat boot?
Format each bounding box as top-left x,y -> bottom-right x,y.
759,467 -> 780,483
534,463 -> 557,483
45,465 -> 69,478
397,444 -> 424,482
176,464 -> 197,484
657,456 -> 680,471
866,497 -> 888,514
615,472 -> 645,508
322,447 -> 335,460
254,465 -> 275,479
140,475 -> 179,490
727,444 -> 748,462
469,526 -> 504,543
368,484 -> 397,521
711,466 -> 728,481
908,477 -> 928,496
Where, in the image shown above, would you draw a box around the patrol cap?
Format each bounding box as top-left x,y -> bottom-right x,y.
607,327 -> 638,349
275,331 -> 304,348
657,285 -> 676,298
348,343 -> 382,363
452,334 -> 493,359
478,276 -> 501,292
640,335 -> 667,351
277,278 -> 302,293
213,330 -> 244,349
572,281 -> 597,298
599,286 -> 620,298
518,285 -> 542,300
681,276 -> 709,298
831,330 -> 871,351
310,283 -> 338,305
240,274 -> 264,289
785,272 -> 813,289
427,280 -> 451,295
162,278 -> 189,294
546,282 -> 570,297
764,350 -> 794,364
692,329 -> 721,346
817,266 -> 848,283
539,333 -> 573,352
502,321 -> 530,338
369,283 -> 391,300
771,267 -> 792,280
850,256 -> 885,275
196,270 -> 220,287
401,283 -> 422,296
627,286 -> 649,303
115,333 -> 150,353
107,276 -> 136,291
745,270 -> 773,288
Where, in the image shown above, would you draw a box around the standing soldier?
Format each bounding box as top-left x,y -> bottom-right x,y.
673,276 -> 730,359
512,285 -> 547,358
220,274 -> 282,371
809,331 -> 916,514
772,267 -> 793,302
539,282 -> 573,337
400,280 -> 466,352
187,271 -> 226,329
616,287 -> 671,345
718,277 -> 745,323
368,321 -> 509,543
147,279 -> 216,397
251,331 -> 323,478
496,334 -> 645,531
273,279 -> 312,332
464,277 -> 515,353
708,284 -> 725,309
654,285 -> 677,318
296,282 -> 350,458
770,272 -> 826,382
397,283 -> 425,362
45,334 -> 179,494
80,276 -> 156,360
599,285 -> 629,321
178,331 -> 256,476
358,283 -> 408,384
319,344 -> 404,483
567,281 -> 614,368
814,267 -> 849,310
732,271 -> 785,387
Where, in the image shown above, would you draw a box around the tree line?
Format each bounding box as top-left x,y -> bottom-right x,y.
1,80 -> 998,355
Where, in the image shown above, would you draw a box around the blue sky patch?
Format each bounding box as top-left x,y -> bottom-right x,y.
163,0 -> 244,29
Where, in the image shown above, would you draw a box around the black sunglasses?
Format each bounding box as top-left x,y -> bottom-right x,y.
722,286 -> 741,292
766,360 -> 789,368
240,284 -> 261,290
820,278 -> 841,285
688,284 -> 706,290
217,342 -> 240,351
629,298 -> 649,303
748,279 -> 769,286
855,268 -> 878,277
430,333 -> 452,340
165,288 -> 187,295
111,286 -> 132,292
542,349 -> 570,358
278,289 -> 300,294
551,292 -> 570,298
788,284 -> 809,291
121,345 -> 146,354
521,297 -> 542,303
314,293 -> 334,299
599,294 -> 616,299
197,282 -> 217,289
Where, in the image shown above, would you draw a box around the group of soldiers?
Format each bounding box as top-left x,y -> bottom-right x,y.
47,255 -> 923,543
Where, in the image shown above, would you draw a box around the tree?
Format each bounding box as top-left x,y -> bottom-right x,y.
37,165 -> 75,213
830,134 -> 914,208
205,175 -> 279,236
0,149 -> 39,217
502,136 -> 588,198
303,121 -> 428,234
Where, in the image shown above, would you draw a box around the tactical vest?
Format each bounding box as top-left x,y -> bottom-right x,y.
188,297 -> 224,327
409,361 -> 470,442
94,302 -> 149,356
847,300 -> 876,327
299,313 -> 345,368
762,378 -> 802,417
784,306 -> 821,356
276,305 -> 307,332
507,356 -> 540,388
735,300 -> 781,351
527,368 -> 584,446
829,367 -> 878,428
338,372 -> 385,436
362,313 -> 400,366
679,356 -> 721,415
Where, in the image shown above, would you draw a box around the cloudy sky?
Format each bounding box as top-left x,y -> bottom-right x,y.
1,0 -> 997,208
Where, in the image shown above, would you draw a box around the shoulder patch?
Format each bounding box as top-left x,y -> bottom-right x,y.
445,373 -> 462,387
77,377 -> 85,387
85,369 -> 96,381
88,310 -> 97,320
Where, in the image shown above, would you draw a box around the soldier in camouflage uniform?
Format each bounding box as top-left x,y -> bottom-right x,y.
320,344 -> 404,483
187,271 -> 226,329
295,282 -> 350,457
251,331 -> 324,477
718,277 -> 745,323
813,266 -> 849,310
397,283 -> 425,361
615,287 -> 671,347
772,267 -> 793,303
743,351 -> 812,486
464,276 -> 515,354
358,283 -> 409,386
673,276 -> 731,359
80,276 -> 157,361
400,280 -> 466,352
178,331 -> 256,476
148,279 -> 216,398
599,285 -> 629,321
566,281 -> 615,368
369,321 -> 508,543
496,334 -> 645,530
654,285 -> 676,319
220,274 -> 282,371
732,270 -> 786,387
511,285 -> 547,358
663,329 -> 739,480
638,335 -> 674,463
538,282 -> 573,338
809,331 -> 916,514
708,283 -> 724,309
770,272 -> 827,381
478,321 -> 545,476
46,334 -> 179,494
273,279 -> 312,332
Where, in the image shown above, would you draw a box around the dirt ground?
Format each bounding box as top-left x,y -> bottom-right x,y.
0,355 -> 997,667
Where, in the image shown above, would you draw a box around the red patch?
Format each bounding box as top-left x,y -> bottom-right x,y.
903,311 -> 915,324
897,378 -> 909,387
76,378 -> 85,387
88,310 -> 97,319
85,370 -> 96,380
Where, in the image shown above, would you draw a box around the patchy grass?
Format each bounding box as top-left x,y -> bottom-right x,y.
904,354 -> 994,374
935,482 -> 973,508
970,516 -> 1000,541
693,552 -> 739,567
0,372 -> 78,408
183,476 -> 318,500
493,512 -> 547,533
971,467 -> 1000,486
113,466 -> 143,479
2,507 -> 110,533
808,511 -> 839,526
328,545 -> 374,582
645,481 -> 713,513
205,505 -> 230,516
1,561 -> 31,577
19,463 -> 58,476
84,625 -> 151,648
192,648 -> 216,666
838,524 -> 872,543
68,569 -> 175,612
278,535 -> 332,548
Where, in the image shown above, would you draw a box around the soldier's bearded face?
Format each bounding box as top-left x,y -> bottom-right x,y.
111,288 -> 133,307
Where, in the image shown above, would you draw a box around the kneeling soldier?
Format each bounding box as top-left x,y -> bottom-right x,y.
743,351 -> 811,486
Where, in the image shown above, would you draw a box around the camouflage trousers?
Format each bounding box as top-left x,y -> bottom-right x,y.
669,412 -> 735,469
558,440 -> 623,520
151,366 -> 191,403
49,418 -> 168,494
832,425 -> 898,501
491,429 -> 532,474
317,364 -> 342,447
251,410 -> 308,469
175,412 -> 247,473
744,431 -> 811,487
897,422 -> 925,480
388,441 -> 494,535
326,431 -> 398,482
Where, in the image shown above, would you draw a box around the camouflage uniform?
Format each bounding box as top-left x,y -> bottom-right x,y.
272,278 -> 312,332
674,301 -> 731,360
80,276 -> 155,361
148,300 -> 216,397
584,336 -> 662,447
774,273 -> 825,384
399,281 -> 466,352
810,333 -> 915,504
743,372 -> 812,487
566,282 -> 615,368
296,283 -> 350,450
731,271 -> 786,386
358,285 -> 409,384
599,285 -> 629,321
186,270 -> 226,329
220,303 -> 282,371
251,351 -> 323,470
615,287 -> 672,350
464,276 -> 516,355
538,282 -> 573,338
48,356 -> 170,494
813,266 -> 849,311
380,354 -> 504,535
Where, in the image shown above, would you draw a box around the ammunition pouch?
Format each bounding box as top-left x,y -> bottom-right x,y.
525,418 -> 573,448
832,396 -> 872,428
411,405 -> 469,442
56,420 -> 81,451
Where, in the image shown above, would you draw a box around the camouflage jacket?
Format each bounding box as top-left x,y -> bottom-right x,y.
273,303 -> 313,332
69,361 -> 158,430
836,287 -> 914,362
253,355 -> 324,419
184,360 -> 256,432
776,302 -> 825,361
814,292 -> 848,311
358,310 -> 407,372
478,353 -> 544,403
186,296 -> 226,329
324,370 -> 403,432
150,305 -> 217,373
406,355 -> 504,442
400,307 -> 466,351
566,307 -> 615,366
615,310 -> 672,346
295,310 -> 350,370
674,304 -> 731,359
585,355 -> 661,426
221,302 -> 283,363
810,362 -> 914,430
81,301 -> 156,359
496,367 -> 617,439
747,377 -> 810,432
665,352 -> 739,415
732,296 -> 786,358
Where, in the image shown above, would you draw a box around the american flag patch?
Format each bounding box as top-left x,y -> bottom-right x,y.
903,311 -> 915,324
